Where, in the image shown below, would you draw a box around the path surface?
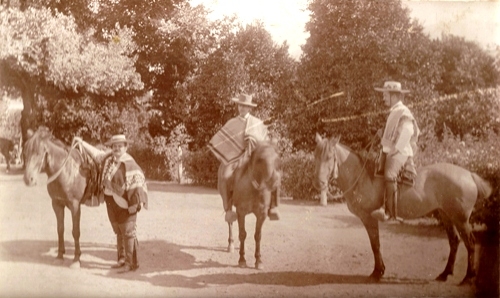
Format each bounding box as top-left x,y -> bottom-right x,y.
0,167 -> 477,297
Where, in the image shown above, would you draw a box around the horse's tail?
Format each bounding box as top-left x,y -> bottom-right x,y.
471,172 -> 493,201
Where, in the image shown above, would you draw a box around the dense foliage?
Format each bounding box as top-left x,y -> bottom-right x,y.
1,0 -> 499,226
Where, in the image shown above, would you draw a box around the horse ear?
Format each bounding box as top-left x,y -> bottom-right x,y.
315,133 -> 322,143
329,135 -> 340,145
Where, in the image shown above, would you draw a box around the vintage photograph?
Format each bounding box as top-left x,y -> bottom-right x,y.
0,0 -> 499,297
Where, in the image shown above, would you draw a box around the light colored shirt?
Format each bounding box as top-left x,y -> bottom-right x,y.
381,101 -> 418,156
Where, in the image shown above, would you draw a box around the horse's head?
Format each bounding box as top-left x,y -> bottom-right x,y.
249,139 -> 281,192
313,133 -> 339,191
23,127 -> 52,186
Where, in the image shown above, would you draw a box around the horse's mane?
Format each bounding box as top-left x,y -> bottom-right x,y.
317,138 -> 376,178
337,143 -> 377,178
24,127 -> 79,160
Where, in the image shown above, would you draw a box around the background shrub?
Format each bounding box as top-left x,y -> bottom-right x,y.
182,148 -> 219,188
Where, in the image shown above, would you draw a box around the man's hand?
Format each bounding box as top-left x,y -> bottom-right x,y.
73,136 -> 83,144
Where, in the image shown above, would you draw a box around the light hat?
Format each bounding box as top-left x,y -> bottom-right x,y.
231,93 -> 257,107
374,81 -> 410,93
105,134 -> 131,146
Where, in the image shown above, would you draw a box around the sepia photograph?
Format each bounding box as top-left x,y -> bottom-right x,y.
0,0 -> 499,297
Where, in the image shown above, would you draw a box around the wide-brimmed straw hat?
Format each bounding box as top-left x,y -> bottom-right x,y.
374,81 -> 410,93
105,134 -> 132,146
231,93 -> 257,107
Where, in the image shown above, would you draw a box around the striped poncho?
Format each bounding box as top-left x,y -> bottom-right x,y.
208,114 -> 268,165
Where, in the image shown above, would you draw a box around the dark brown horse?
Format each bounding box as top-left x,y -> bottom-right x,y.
23,127 -> 95,268
0,137 -> 17,172
313,134 -> 492,285
228,140 -> 281,269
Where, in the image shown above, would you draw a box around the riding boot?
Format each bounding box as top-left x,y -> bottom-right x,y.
118,221 -> 138,274
118,236 -> 137,273
383,181 -> 403,222
268,188 -> 281,221
110,232 -> 125,268
371,181 -> 396,222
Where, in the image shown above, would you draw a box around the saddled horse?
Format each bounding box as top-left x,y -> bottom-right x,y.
23,127 -> 98,268
0,137 -> 18,172
228,140 -> 281,269
313,134 -> 493,285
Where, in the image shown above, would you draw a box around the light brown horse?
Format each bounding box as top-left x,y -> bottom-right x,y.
228,140 -> 281,269
23,127 -> 96,268
313,134 -> 492,285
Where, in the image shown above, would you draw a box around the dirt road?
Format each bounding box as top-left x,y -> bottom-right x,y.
0,168 -> 479,297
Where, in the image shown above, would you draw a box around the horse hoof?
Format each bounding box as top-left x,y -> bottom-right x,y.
369,270 -> 383,282
238,261 -> 247,268
53,258 -> 65,265
255,262 -> 264,270
459,276 -> 475,286
435,273 -> 448,282
69,261 -> 81,269
227,244 -> 234,253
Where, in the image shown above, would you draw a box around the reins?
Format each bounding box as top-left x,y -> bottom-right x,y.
46,140 -> 81,184
333,135 -> 377,196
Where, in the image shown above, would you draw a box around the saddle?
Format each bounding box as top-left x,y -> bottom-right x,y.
375,151 -> 417,187
78,146 -> 104,207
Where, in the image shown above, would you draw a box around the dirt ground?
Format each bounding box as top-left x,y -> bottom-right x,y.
0,165 -> 494,298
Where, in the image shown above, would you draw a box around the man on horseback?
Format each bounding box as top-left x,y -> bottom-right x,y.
209,93 -> 280,223
371,81 -> 419,222
74,134 -> 148,273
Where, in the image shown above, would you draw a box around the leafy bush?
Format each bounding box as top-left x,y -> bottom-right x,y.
129,145 -> 173,181
182,149 -> 219,188
280,150 -> 342,201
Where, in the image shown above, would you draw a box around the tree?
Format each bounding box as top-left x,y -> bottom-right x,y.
0,6 -> 143,142
177,21 -> 296,149
435,34 -> 500,95
287,0 -> 442,150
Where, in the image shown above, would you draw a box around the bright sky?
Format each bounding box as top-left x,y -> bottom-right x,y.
189,0 -> 500,59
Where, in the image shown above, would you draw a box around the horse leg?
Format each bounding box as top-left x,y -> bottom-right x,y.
237,213 -> 247,268
254,214 -> 265,270
359,213 -> 385,281
436,210 -> 460,282
69,202 -> 81,268
52,200 -> 65,262
455,222 -> 476,285
227,222 -> 234,253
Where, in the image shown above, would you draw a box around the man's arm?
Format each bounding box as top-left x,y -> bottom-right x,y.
73,137 -> 107,162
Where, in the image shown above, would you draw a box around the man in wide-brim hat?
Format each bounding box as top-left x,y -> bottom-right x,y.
208,93 -> 280,223
371,81 -> 419,222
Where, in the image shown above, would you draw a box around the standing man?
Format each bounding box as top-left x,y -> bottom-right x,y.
74,134 -> 148,273
209,93 -> 280,223
371,81 -> 419,222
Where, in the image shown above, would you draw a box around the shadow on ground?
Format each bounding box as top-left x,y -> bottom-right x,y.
0,238 -> 433,290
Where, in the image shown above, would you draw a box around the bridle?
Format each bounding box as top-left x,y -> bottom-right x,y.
46,140 -> 80,184
326,136 -> 376,196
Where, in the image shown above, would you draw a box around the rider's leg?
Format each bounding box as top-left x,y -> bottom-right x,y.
218,163 -> 237,223
371,152 -> 406,222
268,186 -> 280,220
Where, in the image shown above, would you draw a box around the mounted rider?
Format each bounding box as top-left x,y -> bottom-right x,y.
371,81 -> 419,222
209,93 -> 280,223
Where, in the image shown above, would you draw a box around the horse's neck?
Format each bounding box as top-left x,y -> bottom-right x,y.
336,145 -> 374,190
45,141 -> 74,175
